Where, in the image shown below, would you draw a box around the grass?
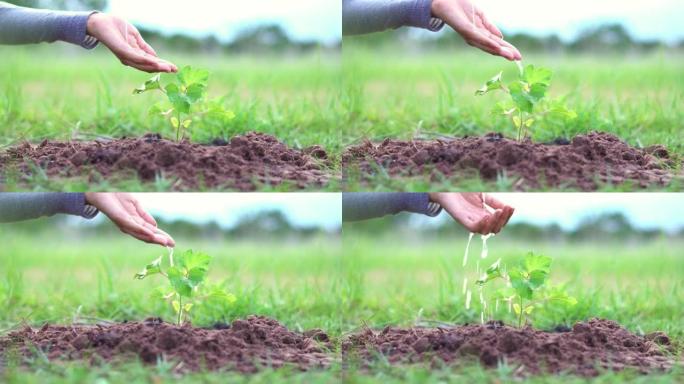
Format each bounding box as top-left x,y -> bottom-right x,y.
1,225 -> 682,382
342,44 -> 684,191
0,46 -> 342,191
339,231 -> 684,382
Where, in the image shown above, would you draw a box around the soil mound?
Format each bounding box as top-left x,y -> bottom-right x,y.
343,132 -> 674,190
0,316 -> 333,373
342,318 -> 674,377
0,132 -> 331,190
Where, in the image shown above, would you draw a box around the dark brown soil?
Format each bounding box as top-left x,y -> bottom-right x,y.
0,132 -> 331,191
343,132 -> 675,190
0,316 -> 333,373
342,319 -> 675,377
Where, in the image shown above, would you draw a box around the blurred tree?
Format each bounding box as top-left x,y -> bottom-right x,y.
569,24 -> 634,52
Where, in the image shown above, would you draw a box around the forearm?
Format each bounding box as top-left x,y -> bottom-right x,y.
342,192 -> 442,221
342,0 -> 444,36
0,2 -> 97,48
0,193 -> 98,222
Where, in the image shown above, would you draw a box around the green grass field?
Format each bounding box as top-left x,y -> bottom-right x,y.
342,44 -> 684,191
0,46 -> 342,191
0,230 -> 344,383
1,226 -> 682,382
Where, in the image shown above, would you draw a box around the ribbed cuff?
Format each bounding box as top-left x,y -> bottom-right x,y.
58,11 -> 99,49
428,17 -> 445,32
403,193 -> 442,217
60,193 -> 98,219
404,0 -> 432,30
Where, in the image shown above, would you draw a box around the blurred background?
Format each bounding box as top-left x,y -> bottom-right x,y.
0,0 -> 342,149
342,0 -> 684,154
342,193 -> 684,335
0,193 -> 343,331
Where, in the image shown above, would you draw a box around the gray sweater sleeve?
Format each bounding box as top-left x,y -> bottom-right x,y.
343,0 -> 445,36
0,2 -> 98,48
343,192 -> 442,221
0,193 -> 98,222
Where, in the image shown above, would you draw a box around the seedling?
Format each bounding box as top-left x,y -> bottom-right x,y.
476,252 -> 576,328
475,64 -> 576,142
133,66 -> 235,141
135,248 -> 236,325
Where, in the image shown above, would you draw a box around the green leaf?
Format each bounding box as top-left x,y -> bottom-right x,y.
186,83 -> 206,102
134,256 -> 162,279
523,65 -> 552,85
513,115 -> 522,128
167,266 -> 193,297
495,287 -> 516,300
528,270 -> 548,288
150,286 -> 171,301
513,303 -> 522,315
528,83 -> 548,102
493,101 -> 516,116
475,71 -> 503,95
177,250 -> 211,272
508,81 -> 534,112
172,300 -> 180,313
177,250 -> 211,287
133,74 -> 161,94
170,117 -> 179,129
509,268 -> 533,299
476,258 -> 502,285
165,83 -> 190,114
545,286 -> 578,307
546,102 -> 577,121
524,253 -> 552,273
524,118 -> 535,127
178,66 -> 209,86
182,119 -> 192,128
183,303 -> 193,312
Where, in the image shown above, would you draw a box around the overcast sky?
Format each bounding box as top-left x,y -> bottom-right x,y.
477,0 -> 684,43
414,193 -> 684,233
125,193 -> 341,231
106,0 -> 341,44
103,1 -> 683,44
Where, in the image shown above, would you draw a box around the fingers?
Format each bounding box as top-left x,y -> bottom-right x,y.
119,50 -> 177,73
484,194 -> 507,210
129,25 -> 158,57
457,18 -> 521,61
477,10 -> 503,39
131,199 -> 157,227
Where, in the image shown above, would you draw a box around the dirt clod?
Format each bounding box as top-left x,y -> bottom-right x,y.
342,318 -> 674,377
0,316 -> 333,373
0,132 -> 330,191
343,132 -> 674,190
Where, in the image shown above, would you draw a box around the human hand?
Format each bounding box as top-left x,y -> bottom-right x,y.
84,193 -> 175,247
428,192 -> 514,234
431,0 -> 522,61
86,13 -> 178,73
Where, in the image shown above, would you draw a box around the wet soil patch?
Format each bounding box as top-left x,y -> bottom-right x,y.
343,132 -> 675,190
0,316 -> 333,373
342,319 -> 675,377
0,132 -> 331,191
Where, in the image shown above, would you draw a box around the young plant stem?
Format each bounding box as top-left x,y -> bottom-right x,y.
518,296 -> 524,328
177,294 -> 183,326
175,110 -> 182,142
517,110 -> 524,142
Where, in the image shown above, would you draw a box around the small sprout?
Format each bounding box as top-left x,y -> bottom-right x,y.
133,66 -> 234,142
476,252 -> 576,328
135,249 -> 235,325
476,64 -> 576,142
